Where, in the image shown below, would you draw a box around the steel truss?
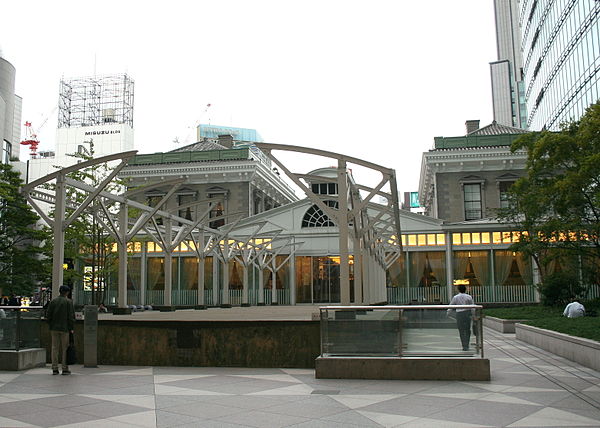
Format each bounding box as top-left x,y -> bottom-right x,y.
254,143 -> 402,305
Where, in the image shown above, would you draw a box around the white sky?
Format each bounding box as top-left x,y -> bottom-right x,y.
1,0 -> 497,196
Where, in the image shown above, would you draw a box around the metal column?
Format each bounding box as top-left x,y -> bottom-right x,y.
51,173 -> 66,299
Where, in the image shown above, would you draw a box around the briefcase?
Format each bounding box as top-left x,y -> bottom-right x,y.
66,332 -> 77,365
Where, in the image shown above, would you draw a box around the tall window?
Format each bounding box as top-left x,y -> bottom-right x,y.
178,194 -> 195,223
463,183 -> 482,220
2,141 -> 11,164
147,194 -> 164,225
208,196 -> 224,228
499,181 -> 514,209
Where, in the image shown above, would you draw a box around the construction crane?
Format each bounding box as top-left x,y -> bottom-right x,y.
20,106 -> 57,158
173,103 -> 212,145
20,121 -> 40,157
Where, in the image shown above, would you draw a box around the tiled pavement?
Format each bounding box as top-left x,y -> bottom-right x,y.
0,328 -> 599,427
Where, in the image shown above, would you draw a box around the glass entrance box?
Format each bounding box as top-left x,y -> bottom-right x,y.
317,305 -> 489,380
319,305 -> 484,358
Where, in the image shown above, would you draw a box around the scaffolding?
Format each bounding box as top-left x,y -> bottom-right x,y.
58,74 -> 134,128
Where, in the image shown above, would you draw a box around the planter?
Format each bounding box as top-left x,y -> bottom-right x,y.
483,316 -> 527,333
515,323 -> 600,372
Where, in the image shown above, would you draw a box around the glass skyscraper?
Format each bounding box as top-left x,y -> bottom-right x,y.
491,0 -> 528,128
519,0 -> 599,130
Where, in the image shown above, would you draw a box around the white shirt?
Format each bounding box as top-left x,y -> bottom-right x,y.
563,302 -> 585,318
448,292 -> 474,313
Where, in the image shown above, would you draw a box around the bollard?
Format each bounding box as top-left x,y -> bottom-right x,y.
83,305 -> 98,368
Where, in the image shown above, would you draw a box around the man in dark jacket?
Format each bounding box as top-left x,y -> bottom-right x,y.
46,285 -> 75,375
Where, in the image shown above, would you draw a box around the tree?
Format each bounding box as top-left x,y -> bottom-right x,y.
43,140 -> 124,304
65,141 -> 125,304
0,162 -> 51,296
499,101 -> 600,300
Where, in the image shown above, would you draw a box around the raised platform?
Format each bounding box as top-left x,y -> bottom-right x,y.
516,323 -> 600,372
483,315 -> 526,333
315,356 -> 491,380
0,348 -> 47,371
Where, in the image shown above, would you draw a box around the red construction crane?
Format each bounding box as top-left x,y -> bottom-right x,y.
20,121 -> 40,157
20,106 -> 56,158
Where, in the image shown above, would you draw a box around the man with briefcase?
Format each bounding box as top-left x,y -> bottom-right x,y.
46,285 -> 75,375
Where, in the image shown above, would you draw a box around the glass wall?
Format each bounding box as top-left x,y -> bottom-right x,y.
313,256 -> 340,303
409,252 -> 447,287
179,257 -> 199,290
295,256 -> 312,303
494,250 -> 533,286
386,254 -> 407,287
520,0 -> 599,130
453,251 -> 491,287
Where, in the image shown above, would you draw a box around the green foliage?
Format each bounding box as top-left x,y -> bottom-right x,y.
485,304 -> 600,341
524,317 -> 600,342
0,163 -> 51,295
498,101 -> 600,291
583,297 -> 600,315
484,305 -> 562,320
537,271 -> 584,306
43,140 -> 125,303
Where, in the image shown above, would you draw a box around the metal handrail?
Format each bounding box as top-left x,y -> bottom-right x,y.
1,306 -> 44,309
319,305 -> 483,310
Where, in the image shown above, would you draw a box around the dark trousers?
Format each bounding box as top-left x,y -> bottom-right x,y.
456,311 -> 472,351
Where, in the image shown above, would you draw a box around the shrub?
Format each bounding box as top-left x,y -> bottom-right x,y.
537,271 -> 583,306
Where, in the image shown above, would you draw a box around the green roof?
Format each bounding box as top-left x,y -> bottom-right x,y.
127,148 -> 250,165
434,121 -> 528,149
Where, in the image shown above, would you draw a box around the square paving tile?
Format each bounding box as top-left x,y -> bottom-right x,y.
216,409 -> 310,427
9,408 -> 100,428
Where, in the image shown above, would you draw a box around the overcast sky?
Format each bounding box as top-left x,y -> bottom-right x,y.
1,0 -> 497,196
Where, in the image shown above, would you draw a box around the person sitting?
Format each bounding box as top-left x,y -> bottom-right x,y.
563,299 -> 585,318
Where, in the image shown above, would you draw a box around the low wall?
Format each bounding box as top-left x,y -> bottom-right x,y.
483,316 -> 527,333
316,357 -> 490,381
515,324 -> 600,372
0,349 -> 46,371
41,320 -> 320,368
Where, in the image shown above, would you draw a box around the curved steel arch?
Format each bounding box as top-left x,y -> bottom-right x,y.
254,142 -> 402,305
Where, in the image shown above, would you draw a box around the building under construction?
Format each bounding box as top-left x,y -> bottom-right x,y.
58,74 -> 134,128
27,74 -> 135,183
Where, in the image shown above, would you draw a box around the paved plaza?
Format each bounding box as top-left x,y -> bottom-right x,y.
0,328 -> 599,427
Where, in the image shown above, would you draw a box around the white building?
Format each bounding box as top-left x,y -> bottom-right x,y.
0,56 -> 21,164
27,74 -> 134,182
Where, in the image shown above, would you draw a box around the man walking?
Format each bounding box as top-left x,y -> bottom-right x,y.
448,284 -> 475,351
46,285 -> 75,375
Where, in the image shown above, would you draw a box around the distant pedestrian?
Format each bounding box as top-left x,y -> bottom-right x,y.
46,285 -> 75,375
8,294 -> 19,306
448,284 -> 475,351
563,299 -> 585,318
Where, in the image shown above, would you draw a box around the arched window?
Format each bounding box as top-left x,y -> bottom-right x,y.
301,200 -> 338,228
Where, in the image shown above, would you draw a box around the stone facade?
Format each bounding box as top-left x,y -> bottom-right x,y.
434,169 -> 525,221
419,121 -> 528,222
120,139 -> 297,226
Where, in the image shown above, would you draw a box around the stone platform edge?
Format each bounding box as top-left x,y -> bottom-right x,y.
315,356 -> 490,381
515,323 -> 600,372
0,348 -> 46,371
483,316 -> 527,333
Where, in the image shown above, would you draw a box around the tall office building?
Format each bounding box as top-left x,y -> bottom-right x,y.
519,0 -> 599,130
0,56 -> 22,163
490,0 -> 528,129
